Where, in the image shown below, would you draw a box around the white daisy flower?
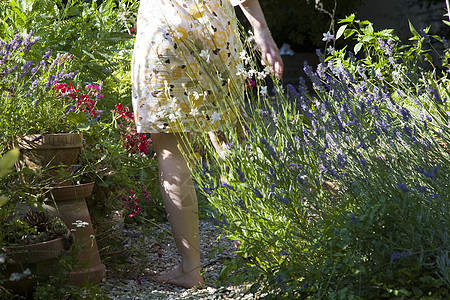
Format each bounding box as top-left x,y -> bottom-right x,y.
190,107 -> 200,117
211,111 -> 221,121
260,86 -> 268,96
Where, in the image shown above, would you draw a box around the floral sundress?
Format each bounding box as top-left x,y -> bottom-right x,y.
132,0 -> 246,133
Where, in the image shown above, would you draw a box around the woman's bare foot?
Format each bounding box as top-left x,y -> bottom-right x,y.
151,266 -> 204,288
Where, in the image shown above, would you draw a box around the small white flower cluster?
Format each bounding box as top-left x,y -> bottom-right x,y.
0,254 -> 5,264
236,51 -> 270,81
71,219 -> 89,231
210,111 -> 221,122
323,31 -> 336,54
9,268 -> 31,282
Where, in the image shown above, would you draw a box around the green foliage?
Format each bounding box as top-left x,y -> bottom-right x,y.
0,0 -> 138,83
191,18 -> 449,298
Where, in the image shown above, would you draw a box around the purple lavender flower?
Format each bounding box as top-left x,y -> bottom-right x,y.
260,137 -> 278,160
424,166 -> 438,179
396,183 -> 409,193
235,167 -> 246,183
298,76 -> 309,96
391,252 -> 402,260
350,214 -> 357,224
202,159 -> 210,175
20,60 -> 34,77
254,188 -> 263,199
276,274 -> 287,291
304,61 -> 323,90
221,183 -> 235,191
416,185 -> 428,194
236,198 -> 246,209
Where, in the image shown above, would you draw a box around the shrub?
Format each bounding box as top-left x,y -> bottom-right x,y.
191,17 -> 449,298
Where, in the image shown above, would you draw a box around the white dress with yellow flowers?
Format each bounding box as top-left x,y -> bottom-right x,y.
132,0 -> 246,133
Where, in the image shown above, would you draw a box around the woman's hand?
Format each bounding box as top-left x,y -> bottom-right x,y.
238,0 -> 284,80
253,27 -> 283,80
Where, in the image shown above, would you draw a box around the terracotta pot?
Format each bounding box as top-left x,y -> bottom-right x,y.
2,235 -> 70,296
47,182 -> 106,286
15,133 -> 83,184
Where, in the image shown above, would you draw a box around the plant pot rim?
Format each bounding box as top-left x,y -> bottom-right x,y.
3,235 -> 64,251
47,181 -> 95,201
49,181 -> 95,191
16,132 -> 83,149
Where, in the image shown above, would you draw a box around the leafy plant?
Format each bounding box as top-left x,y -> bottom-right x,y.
0,0 -> 138,83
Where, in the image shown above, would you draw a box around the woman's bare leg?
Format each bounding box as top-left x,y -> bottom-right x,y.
151,133 -> 204,288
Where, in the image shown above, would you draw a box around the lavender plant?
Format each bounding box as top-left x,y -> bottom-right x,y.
191,18 -> 449,298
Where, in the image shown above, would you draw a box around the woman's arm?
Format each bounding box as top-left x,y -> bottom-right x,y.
238,0 -> 283,79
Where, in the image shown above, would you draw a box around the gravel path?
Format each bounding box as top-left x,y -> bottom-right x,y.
99,219 -> 257,299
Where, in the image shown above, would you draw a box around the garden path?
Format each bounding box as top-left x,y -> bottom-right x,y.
99,219 -> 256,299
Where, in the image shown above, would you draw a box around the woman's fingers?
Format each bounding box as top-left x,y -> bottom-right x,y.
262,49 -> 284,80
274,59 -> 283,80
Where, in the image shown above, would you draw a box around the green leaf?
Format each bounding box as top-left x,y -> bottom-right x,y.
344,30 -> 355,39
67,111 -> 88,124
354,42 -> 363,54
0,195 -> 9,207
431,35 -> 443,42
361,35 -> 374,42
0,148 -> 20,178
409,20 -> 420,38
336,25 -> 347,40
339,14 -> 355,24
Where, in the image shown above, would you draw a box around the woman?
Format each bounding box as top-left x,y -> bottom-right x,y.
132,0 -> 283,288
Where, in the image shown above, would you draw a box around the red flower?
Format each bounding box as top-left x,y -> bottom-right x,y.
115,104 -> 134,120
54,82 -> 75,93
76,95 -> 97,117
